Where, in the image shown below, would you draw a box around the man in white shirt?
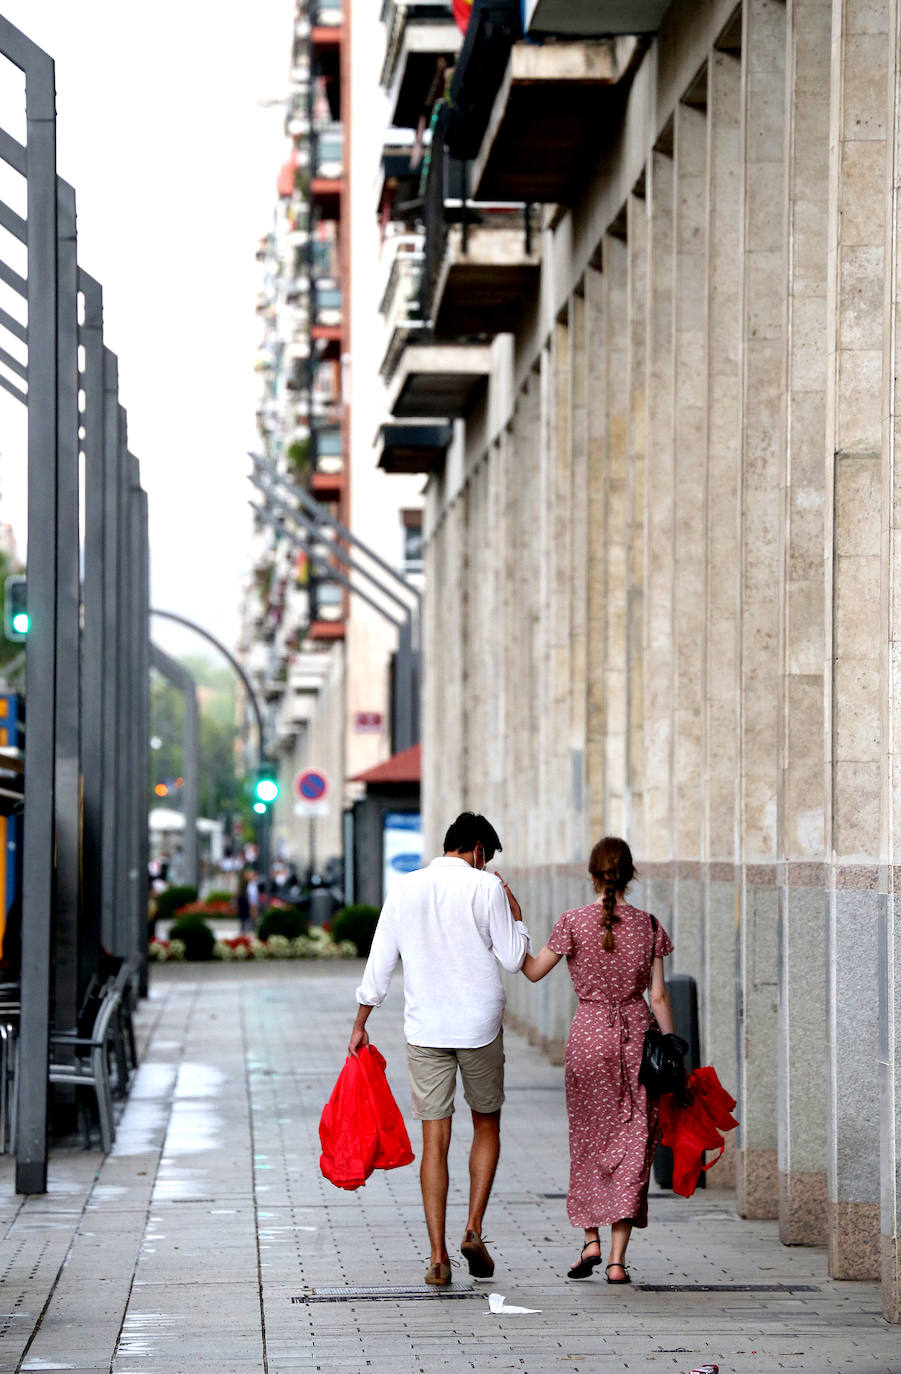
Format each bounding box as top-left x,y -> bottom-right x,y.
349,812 -> 531,1287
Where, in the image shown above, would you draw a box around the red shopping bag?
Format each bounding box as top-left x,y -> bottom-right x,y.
658,1065 -> 738,1198
319,1044 -> 414,1190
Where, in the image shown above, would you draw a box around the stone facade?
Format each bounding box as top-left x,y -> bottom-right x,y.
415,0 -> 901,1321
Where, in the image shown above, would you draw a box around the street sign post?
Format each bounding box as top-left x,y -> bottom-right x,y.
294,768 -> 329,875
293,767 -> 329,816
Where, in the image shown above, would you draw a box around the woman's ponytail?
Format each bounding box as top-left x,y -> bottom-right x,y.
588,836 -> 635,952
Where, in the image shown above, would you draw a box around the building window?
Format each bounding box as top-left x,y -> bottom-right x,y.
402,509 -> 423,574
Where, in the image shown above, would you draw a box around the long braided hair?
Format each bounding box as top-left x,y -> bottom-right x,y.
588,836 -> 635,952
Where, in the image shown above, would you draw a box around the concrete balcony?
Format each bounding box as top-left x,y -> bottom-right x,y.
381,0 -> 461,130
386,342 -> 491,418
468,38 -> 640,202
429,218 -> 540,336
523,0 -> 669,35
378,421 -> 452,475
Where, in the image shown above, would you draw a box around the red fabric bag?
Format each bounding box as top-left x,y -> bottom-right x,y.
319,1045 -> 414,1190
658,1065 -> 738,1198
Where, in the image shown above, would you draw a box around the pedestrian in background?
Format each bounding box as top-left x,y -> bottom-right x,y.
237,865 -> 253,933
505,836 -> 675,1284
349,811 -> 531,1286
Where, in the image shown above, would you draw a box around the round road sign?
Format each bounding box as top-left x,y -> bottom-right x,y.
294,768 -> 329,803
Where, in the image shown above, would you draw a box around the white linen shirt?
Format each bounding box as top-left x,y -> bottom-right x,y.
355,856 -> 531,1048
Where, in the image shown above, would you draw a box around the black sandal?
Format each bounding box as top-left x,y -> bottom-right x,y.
605,1262 -> 631,1284
567,1242 -> 602,1279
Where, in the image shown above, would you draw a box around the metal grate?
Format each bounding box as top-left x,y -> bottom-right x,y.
636,1283 -> 820,1293
293,1284 -> 481,1303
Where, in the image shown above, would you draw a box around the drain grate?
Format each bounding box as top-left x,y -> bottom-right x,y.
636,1283 -> 820,1293
293,1284 -> 481,1303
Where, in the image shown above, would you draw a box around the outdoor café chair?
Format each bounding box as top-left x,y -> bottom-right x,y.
48,983 -> 121,1153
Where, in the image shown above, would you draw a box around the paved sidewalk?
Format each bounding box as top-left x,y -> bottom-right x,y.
0,961 -> 897,1374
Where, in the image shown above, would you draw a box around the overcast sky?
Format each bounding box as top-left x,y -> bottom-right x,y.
0,1 -> 295,660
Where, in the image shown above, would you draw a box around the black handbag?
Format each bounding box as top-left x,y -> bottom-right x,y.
638,913 -> 689,1098
638,1027 -> 689,1097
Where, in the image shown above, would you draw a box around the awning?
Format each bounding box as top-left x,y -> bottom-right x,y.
351,742 -> 421,786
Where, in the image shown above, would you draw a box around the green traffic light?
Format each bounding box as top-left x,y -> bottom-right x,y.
3,575 -> 28,643
255,778 -> 279,804
253,800 -> 267,815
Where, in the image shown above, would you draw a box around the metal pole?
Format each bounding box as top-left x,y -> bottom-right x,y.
250,499 -> 417,748
52,178 -> 81,1044
250,475 -> 413,615
78,271 -> 104,994
149,610 -> 267,767
99,354 -> 119,953
137,488 -> 150,995
7,21 -> 59,1195
250,452 -> 421,606
259,809 -> 271,907
128,456 -> 146,958
113,413 -> 129,957
150,645 -> 199,890
250,467 -> 421,746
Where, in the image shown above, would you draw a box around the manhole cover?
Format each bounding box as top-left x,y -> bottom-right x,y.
637,1283 -> 819,1293
293,1284 -> 481,1303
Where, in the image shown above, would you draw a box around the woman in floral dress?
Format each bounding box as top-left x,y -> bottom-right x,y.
505,836 -> 675,1283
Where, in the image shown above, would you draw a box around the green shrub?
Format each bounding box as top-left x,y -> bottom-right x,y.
330,904 -> 380,957
258,906 -> 309,942
204,889 -> 235,906
168,913 -> 216,961
154,884 -> 198,923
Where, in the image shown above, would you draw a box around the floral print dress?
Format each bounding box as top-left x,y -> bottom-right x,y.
546,901 -> 673,1229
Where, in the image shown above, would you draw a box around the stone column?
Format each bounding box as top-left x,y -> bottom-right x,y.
777,0 -> 831,1246
602,235 -> 630,840
585,266 -> 607,844
824,0 -> 888,1284
735,0 -> 786,1221
626,194 -> 648,860
672,98 -> 708,981
552,310 -> 573,861
643,149 -> 676,922
703,47 -> 742,1172
570,289 -> 590,865
882,0 -> 901,1320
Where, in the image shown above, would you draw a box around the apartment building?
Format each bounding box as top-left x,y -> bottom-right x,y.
239,0 -> 424,886
375,0 -> 901,1322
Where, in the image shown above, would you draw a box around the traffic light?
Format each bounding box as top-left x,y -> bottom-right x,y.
252,764 -> 279,814
3,575 -> 28,642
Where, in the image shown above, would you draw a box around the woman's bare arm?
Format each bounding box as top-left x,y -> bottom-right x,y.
495,876 -> 562,981
649,956 -> 675,1033
521,946 -> 563,982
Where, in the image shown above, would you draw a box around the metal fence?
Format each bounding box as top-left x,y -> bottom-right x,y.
0,16 -> 150,1192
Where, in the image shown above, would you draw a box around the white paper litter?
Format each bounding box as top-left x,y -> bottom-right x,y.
487,1292 -> 542,1314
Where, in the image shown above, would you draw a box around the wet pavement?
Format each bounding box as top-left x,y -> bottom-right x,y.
0,959 -> 898,1373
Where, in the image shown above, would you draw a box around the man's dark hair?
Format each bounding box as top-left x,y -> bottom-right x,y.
443,812 -> 502,860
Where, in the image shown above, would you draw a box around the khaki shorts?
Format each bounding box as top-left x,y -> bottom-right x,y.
406,1030 -> 505,1120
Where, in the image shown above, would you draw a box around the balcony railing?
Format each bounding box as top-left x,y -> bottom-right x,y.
312,284 -> 343,328
379,233 -> 427,380
381,0 -> 456,92
311,0 -> 344,27
419,101 -> 535,328
313,125 -> 344,179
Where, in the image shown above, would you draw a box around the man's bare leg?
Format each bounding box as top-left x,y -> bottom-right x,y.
466,1108 -> 501,1236
420,1117 -> 452,1266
